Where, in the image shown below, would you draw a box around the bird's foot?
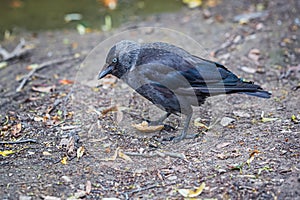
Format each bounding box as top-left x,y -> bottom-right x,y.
162,133 -> 199,142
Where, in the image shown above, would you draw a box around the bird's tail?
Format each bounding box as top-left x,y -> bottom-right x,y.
197,80 -> 272,98
234,81 -> 271,98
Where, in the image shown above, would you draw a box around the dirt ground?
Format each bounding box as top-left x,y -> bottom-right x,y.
1,0 -> 299,199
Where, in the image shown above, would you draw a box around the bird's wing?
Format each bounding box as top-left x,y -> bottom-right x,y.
132,54 -> 241,96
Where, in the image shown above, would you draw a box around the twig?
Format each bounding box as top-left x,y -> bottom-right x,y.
124,150 -> 186,160
16,56 -> 75,92
0,38 -> 34,61
0,139 -> 37,145
127,183 -> 160,195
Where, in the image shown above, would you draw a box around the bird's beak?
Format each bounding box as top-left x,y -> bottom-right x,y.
98,65 -> 113,79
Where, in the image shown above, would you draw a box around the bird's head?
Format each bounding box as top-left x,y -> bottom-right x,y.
98,40 -> 140,79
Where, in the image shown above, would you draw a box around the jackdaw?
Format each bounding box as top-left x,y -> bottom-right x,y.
98,40 -> 271,141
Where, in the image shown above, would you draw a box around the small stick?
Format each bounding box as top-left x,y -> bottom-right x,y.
0,38 -> 33,61
16,56 -> 75,92
0,139 -> 37,145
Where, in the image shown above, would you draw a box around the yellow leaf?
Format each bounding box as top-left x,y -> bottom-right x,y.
61,156 -> 68,165
261,111 -> 278,123
194,118 -> 209,129
178,182 -> 205,197
183,0 -> 202,8
118,150 -> 133,162
0,150 -> 15,157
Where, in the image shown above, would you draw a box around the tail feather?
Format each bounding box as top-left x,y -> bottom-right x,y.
234,81 -> 271,98
196,80 -> 272,98
239,90 -> 271,98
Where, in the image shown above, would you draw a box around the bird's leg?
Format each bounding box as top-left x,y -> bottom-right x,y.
147,112 -> 171,126
173,113 -> 197,142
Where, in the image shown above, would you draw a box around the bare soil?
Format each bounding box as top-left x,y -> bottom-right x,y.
1,0 -> 299,199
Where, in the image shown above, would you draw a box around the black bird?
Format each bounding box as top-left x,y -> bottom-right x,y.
98,40 -> 271,141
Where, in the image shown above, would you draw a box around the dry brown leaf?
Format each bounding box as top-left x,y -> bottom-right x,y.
11,123 -> 22,137
247,149 -> 260,166
101,105 -> 118,115
67,137 -> 75,154
216,153 -> 228,160
206,0 -> 220,7
132,121 -> 164,133
77,146 -> 85,159
101,75 -> 117,89
86,180 -> 92,194
248,48 -> 261,62
59,79 -> 74,85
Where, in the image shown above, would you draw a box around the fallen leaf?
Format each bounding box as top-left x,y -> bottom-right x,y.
233,11 -> 268,23
61,156 -> 68,165
246,154 -> 255,166
74,190 -> 86,198
101,105 -> 118,115
102,0 -> 118,10
101,15 -> 112,31
43,196 -> 61,200
61,175 -> 72,183
26,64 -> 39,70
101,147 -> 119,161
77,24 -> 87,35
0,150 -> 16,157
0,62 -> 8,69
10,0 -> 23,8
182,0 -> 202,8
216,142 -> 231,149
59,79 -> 74,85
291,114 -> 299,123
100,75 -> 117,89
32,85 -> 55,93
43,151 -> 52,156
77,146 -> 85,159
241,66 -> 256,74
34,116 -> 44,122
194,118 -> 209,129
86,180 -> 92,194
132,121 -> 164,133
216,153 -> 227,160
118,150 -> 133,162
228,163 -> 244,173
67,137 -> 75,154
220,117 -> 235,126
64,13 -> 82,22
258,166 -> 271,175
206,0 -> 220,7
261,111 -> 278,123
178,182 -> 206,197
11,123 -> 22,137
248,48 -> 261,62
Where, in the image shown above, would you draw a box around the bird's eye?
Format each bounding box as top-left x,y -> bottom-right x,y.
112,57 -> 118,63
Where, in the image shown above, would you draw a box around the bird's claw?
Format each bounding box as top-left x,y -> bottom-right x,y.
162,133 -> 199,142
